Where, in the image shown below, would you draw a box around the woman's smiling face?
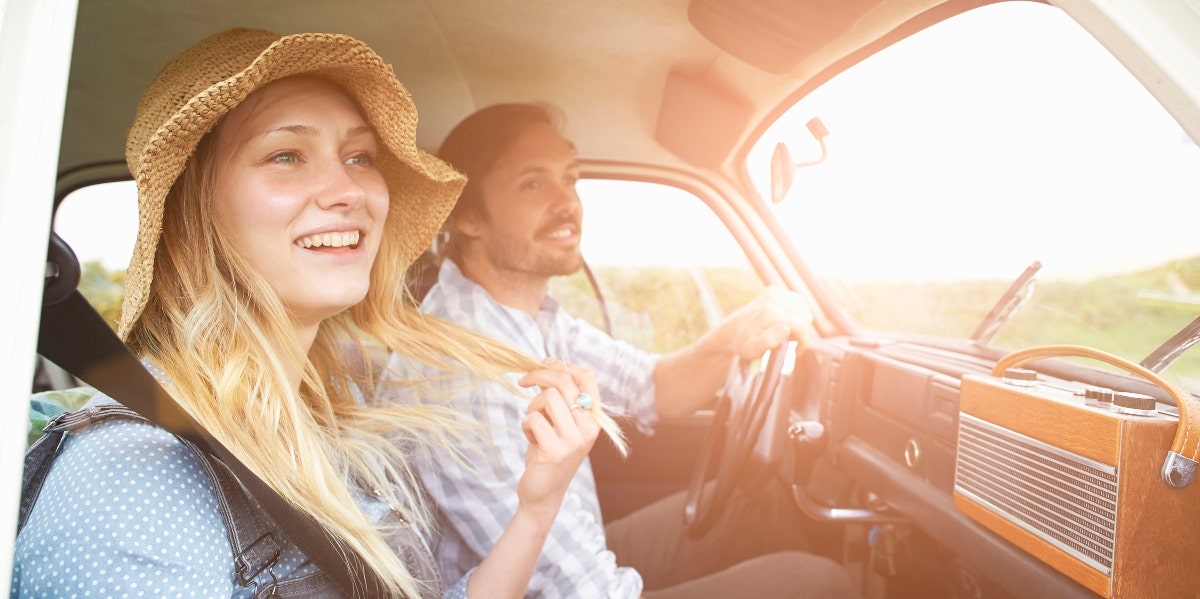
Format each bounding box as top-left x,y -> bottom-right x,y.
210,77 -> 389,331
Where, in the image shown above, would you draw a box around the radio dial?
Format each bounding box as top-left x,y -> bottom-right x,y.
1083,386 -> 1114,408
1001,368 -> 1038,387
1112,391 -> 1157,416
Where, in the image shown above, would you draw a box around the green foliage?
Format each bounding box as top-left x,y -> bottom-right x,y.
28,387 -> 97,445
550,266 -> 763,354
551,256 -> 1200,390
72,255 -> 1200,390
836,255 -> 1200,389
77,260 -> 125,331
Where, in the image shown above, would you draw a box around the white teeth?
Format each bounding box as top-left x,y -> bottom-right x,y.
295,230 -> 360,249
547,228 -> 571,239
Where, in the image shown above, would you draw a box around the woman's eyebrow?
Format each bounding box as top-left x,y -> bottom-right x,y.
347,125 -> 375,137
259,124 -> 374,137
263,123 -> 318,137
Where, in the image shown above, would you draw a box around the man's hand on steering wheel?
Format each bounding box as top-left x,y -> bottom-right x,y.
710,286 -> 815,362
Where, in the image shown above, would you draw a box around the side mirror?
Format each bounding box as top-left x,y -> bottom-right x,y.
769,117 -> 830,204
769,143 -> 795,205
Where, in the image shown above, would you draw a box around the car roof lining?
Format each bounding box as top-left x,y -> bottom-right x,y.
60,0 -> 952,191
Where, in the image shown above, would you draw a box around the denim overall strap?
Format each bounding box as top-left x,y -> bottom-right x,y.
18,425 -> 65,534
195,452 -> 340,598
181,435 -> 284,591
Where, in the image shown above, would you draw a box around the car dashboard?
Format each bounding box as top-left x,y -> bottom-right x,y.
793,336 -> 1199,598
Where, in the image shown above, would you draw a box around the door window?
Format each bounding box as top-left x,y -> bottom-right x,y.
551,180 -> 762,353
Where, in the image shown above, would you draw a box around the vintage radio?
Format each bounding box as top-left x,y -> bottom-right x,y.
953,345 -> 1200,598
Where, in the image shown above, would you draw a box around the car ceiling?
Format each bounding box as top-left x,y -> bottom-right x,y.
61,0 -> 954,190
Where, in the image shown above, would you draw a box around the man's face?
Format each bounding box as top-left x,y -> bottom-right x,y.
465,121 -> 584,279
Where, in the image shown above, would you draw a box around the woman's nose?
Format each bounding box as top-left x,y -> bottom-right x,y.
315,162 -> 369,211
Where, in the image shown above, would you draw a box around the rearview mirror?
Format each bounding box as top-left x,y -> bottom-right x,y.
769,117 -> 830,204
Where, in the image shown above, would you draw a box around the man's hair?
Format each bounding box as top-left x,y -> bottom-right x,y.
437,102 -> 565,244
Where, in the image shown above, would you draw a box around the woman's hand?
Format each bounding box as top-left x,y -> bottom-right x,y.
515,358 -> 602,517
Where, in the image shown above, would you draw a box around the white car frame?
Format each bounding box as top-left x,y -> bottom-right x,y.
2,0 -> 1198,593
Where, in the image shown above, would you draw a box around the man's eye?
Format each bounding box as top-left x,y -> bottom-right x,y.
521,179 -> 542,191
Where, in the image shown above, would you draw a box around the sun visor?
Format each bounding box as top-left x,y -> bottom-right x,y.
687,0 -> 882,75
655,69 -> 754,169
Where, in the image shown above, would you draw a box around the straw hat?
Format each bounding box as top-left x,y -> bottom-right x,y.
119,27 -> 465,339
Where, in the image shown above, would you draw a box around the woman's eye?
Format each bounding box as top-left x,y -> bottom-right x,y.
269,150 -> 300,164
346,152 -> 376,167
521,179 -> 542,191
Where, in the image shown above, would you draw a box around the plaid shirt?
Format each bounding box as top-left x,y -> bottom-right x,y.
413,259 -> 659,598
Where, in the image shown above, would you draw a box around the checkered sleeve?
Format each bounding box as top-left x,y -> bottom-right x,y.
416,379 -> 643,599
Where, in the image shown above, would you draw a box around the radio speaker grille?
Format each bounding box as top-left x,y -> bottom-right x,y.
955,414 -> 1118,574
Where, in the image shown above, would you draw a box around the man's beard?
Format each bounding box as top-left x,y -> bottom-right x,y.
483,230 -> 583,279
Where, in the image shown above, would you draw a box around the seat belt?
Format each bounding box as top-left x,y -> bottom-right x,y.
36,232 -> 388,597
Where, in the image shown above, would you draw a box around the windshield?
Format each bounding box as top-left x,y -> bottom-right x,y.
747,2 -> 1200,392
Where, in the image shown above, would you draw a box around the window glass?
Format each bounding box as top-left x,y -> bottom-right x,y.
551,180 -> 762,353
747,2 -> 1200,391
53,181 -> 137,329
54,179 -> 762,352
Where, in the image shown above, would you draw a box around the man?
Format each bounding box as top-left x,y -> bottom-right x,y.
415,103 -> 857,598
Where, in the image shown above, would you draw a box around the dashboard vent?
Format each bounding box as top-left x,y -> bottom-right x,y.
955,413 -> 1118,574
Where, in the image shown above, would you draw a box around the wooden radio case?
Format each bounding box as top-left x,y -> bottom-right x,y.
953,346 -> 1200,598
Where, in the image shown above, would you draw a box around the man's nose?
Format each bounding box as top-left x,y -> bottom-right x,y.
550,183 -> 582,217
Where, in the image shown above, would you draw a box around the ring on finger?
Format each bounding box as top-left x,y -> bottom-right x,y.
573,392 -> 594,411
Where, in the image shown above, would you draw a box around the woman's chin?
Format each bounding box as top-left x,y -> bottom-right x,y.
291,291 -> 371,326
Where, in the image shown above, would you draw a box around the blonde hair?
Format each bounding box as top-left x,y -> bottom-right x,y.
124,98 -> 624,596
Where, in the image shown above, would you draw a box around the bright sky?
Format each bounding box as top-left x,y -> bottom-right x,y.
56,2 -> 1200,283
55,181 -> 138,269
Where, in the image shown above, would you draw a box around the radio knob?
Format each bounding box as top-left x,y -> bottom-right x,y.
1002,368 -> 1038,387
1112,391 -> 1157,416
1083,386 -> 1115,409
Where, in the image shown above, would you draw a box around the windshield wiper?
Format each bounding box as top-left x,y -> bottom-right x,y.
971,261 -> 1042,346
1141,315 -> 1200,374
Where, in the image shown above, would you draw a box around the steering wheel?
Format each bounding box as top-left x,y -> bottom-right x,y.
683,342 -> 792,538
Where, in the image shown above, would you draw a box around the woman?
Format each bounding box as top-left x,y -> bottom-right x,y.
13,28 -> 624,598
